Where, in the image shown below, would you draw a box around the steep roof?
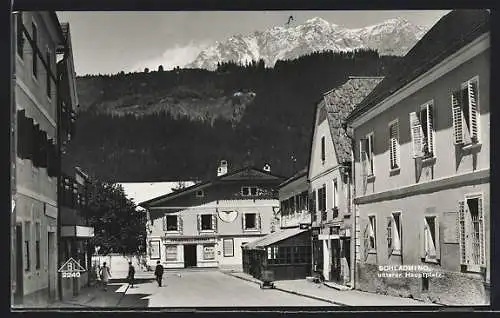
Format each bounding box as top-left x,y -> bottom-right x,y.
138,166 -> 284,207
346,9 -> 490,123
323,77 -> 384,163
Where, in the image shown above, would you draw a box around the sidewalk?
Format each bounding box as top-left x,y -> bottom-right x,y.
227,272 -> 440,307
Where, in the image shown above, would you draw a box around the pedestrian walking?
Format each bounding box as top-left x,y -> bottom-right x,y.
100,262 -> 112,291
154,260 -> 164,287
127,261 -> 135,288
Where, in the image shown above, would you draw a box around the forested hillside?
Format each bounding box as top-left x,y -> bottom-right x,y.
64,49 -> 401,181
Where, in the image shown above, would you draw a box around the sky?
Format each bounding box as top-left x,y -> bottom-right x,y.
56,10 -> 451,76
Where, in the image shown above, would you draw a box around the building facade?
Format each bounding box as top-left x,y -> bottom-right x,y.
308,77 -> 382,287
12,12 -> 77,306
345,10 -> 490,305
59,167 -> 94,300
139,163 -> 283,271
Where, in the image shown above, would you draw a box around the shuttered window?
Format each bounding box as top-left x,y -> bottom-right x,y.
368,216 -> 376,251
389,120 -> 400,169
360,133 -> 375,176
459,196 -> 486,268
410,102 -> 435,158
223,238 -> 234,257
35,222 -> 41,269
452,78 -> 480,145
387,212 -> 402,257
423,216 -> 440,261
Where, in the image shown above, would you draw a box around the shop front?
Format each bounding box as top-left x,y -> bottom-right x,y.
243,228 -> 311,281
163,236 -> 218,269
319,224 -> 352,286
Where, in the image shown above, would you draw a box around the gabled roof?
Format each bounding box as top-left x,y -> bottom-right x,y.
323,77 -> 384,163
346,9 -> 490,123
139,166 -> 284,207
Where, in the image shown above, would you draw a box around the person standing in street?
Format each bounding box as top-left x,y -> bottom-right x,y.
127,261 -> 136,288
100,262 -> 112,291
154,260 -> 164,287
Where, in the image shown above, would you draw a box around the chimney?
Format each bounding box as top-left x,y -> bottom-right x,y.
263,163 -> 271,173
217,160 -> 228,177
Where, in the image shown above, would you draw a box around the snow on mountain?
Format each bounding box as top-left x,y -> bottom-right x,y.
186,17 -> 428,70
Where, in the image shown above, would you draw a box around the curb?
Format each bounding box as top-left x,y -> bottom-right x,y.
225,273 -> 349,307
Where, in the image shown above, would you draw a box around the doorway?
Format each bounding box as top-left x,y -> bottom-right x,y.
184,245 -> 197,268
330,239 -> 341,283
14,224 -> 23,304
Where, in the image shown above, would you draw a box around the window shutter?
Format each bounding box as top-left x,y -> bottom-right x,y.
419,217 -> 425,260
409,112 -> 423,157
212,214 -> 217,232
197,214 -> 201,232
426,103 -> 434,155
387,216 -> 393,257
451,91 -> 464,144
258,213 -> 262,230
435,217 -> 441,261
363,223 -> 370,262
178,215 -> 183,234
458,200 -> 466,265
478,197 -> 485,265
389,122 -> 399,169
468,81 -> 479,141
163,215 -> 167,231
242,213 -> 246,230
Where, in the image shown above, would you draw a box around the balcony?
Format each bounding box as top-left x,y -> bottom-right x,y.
280,210 -> 312,228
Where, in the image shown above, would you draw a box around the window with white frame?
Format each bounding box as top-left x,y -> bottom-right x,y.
423,216 -> 439,262
459,195 -> 485,270
368,215 -> 376,251
165,245 -> 177,261
360,133 -> 375,176
243,213 -> 260,230
387,212 -> 402,256
410,101 -> 435,158
332,179 -> 338,209
223,238 -> 234,257
452,77 -> 480,145
199,214 -> 216,231
317,185 -> 327,221
389,120 -> 400,170
164,215 -> 179,232
241,186 -> 257,196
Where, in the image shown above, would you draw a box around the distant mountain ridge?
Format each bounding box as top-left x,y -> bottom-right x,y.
186,17 -> 428,70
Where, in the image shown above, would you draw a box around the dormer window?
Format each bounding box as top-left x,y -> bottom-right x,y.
241,186 -> 257,196
196,190 -> 205,198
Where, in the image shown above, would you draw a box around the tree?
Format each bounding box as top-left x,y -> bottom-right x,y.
144,67 -> 150,73
84,177 -> 146,255
158,65 -> 164,72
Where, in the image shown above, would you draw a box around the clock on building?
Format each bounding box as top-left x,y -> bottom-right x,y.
218,210 -> 238,223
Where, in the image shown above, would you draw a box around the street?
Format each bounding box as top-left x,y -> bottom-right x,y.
117,270 -> 335,307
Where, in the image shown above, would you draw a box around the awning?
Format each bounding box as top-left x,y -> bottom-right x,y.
61,226 -> 94,238
243,228 -> 308,250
